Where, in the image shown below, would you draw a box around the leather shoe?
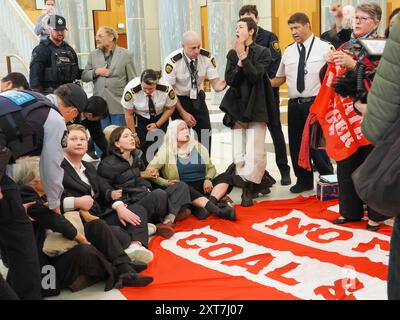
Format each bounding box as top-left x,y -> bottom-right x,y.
366,224 -> 381,232
175,208 -> 191,222
114,272 -> 153,288
130,261 -> 148,273
332,217 -> 361,225
241,188 -> 254,207
290,184 -> 313,194
155,223 -> 175,239
281,172 -> 292,186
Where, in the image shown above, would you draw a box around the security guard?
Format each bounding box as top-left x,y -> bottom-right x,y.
0,88 -> 83,299
162,31 -> 227,154
239,5 -> 291,186
29,15 -> 81,94
122,69 -> 177,164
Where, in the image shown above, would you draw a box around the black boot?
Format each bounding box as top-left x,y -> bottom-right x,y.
215,203 -> 237,221
241,185 -> 254,207
114,272 -> 154,288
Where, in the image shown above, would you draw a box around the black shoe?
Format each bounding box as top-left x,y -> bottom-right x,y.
216,204 -> 237,221
241,188 -> 254,207
290,184 -> 313,194
366,224 -> 381,232
332,217 -> 361,225
131,261 -> 147,273
114,272 -> 153,289
192,207 -> 212,220
280,172 -> 292,186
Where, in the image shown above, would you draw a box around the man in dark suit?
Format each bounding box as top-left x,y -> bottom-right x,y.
239,5 -> 291,186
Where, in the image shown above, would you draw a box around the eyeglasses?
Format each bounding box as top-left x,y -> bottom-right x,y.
355,16 -> 373,23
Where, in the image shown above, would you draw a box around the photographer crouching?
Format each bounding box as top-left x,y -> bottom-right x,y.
318,2 -> 389,231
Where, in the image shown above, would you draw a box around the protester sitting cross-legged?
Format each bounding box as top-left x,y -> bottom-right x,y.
62,124 -> 153,264
97,126 -> 192,239
147,120 -> 236,221
12,156 -> 153,297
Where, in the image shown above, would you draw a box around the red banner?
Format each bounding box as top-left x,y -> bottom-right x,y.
120,197 -> 392,300
310,63 -> 371,162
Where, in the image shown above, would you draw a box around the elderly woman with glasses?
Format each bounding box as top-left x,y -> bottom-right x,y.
324,2 -> 389,231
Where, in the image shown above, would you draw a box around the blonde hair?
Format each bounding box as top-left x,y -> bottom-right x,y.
103,125 -> 120,143
67,124 -> 88,140
13,156 -> 40,185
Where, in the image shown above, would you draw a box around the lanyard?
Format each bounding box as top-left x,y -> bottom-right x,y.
183,53 -> 198,88
297,36 -> 316,73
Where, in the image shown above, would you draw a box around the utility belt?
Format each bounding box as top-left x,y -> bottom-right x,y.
289,96 -> 316,104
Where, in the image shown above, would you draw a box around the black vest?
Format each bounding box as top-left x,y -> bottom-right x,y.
0,90 -> 59,162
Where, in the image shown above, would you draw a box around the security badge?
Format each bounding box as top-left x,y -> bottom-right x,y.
165,64 -> 174,74
272,41 -> 281,53
211,57 -> 217,68
124,91 -> 133,102
168,89 -> 176,100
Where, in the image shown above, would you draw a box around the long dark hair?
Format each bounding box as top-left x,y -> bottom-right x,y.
386,8 -> 400,38
108,126 -> 131,155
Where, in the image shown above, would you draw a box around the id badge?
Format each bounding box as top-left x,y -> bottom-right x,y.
190,88 -> 198,100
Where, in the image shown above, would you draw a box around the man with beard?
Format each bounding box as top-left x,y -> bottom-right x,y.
29,15 -> 81,94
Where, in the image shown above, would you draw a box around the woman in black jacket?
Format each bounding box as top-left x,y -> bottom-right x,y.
220,17 -> 275,207
97,126 -> 192,238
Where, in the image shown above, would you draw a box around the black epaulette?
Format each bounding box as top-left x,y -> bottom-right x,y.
156,84 -> 169,93
132,85 -> 142,94
200,49 -> 211,58
171,53 -> 183,63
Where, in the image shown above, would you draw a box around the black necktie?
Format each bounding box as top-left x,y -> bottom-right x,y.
297,44 -> 306,93
147,95 -> 156,118
189,60 -> 196,74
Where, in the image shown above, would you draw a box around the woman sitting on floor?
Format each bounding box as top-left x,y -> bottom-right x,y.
97,126 -> 193,238
147,120 -> 236,221
13,156 -> 153,297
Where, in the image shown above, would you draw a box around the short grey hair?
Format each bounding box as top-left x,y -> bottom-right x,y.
13,156 -> 40,185
100,26 -> 118,42
356,3 -> 382,22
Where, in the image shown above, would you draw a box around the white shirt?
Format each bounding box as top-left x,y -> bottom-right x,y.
63,158 -> 94,212
276,35 -> 330,99
162,48 -> 219,96
121,77 -> 177,119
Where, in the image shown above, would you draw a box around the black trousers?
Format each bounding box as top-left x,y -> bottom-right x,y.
337,145 -> 388,222
102,203 -> 149,248
174,95 -> 212,153
0,176 -> 42,300
288,99 -> 333,186
0,274 -> 19,300
136,114 -> 168,166
268,94 -> 290,174
388,217 -> 400,300
186,173 -> 234,201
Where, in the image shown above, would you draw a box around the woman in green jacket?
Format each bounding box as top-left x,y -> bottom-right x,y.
147,120 -> 236,221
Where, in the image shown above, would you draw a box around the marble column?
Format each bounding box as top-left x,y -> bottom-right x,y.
208,0 -> 233,104
125,0 -> 147,75
157,0 -> 201,65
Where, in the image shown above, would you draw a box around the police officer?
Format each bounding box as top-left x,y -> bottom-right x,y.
239,5 -> 291,186
29,15 -> 81,94
122,69 -> 177,165
0,88 -> 79,299
163,31 -> 227,154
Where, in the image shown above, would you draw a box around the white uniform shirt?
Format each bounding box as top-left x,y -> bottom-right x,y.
162,48 -> 219,96
276,35 -> 330,99
121,77 -> 177,120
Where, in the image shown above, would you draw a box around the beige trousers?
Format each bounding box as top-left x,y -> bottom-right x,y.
232,122 -> 267,184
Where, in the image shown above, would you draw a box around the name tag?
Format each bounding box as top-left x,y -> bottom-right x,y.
190,88 -> 198,100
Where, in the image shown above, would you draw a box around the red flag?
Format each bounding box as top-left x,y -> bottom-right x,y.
310,63 -> 370,162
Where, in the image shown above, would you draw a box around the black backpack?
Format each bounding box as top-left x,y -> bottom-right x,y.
353,117 -> 400,217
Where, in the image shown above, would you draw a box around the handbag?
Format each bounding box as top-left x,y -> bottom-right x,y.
352,117 -> 400,217
43,211 -> 85,257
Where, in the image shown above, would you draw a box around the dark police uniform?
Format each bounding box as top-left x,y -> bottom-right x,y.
29,38 -> 80,94
163,48 -> 219,153
255,27 -> 290,177
0,90 -> 68,299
